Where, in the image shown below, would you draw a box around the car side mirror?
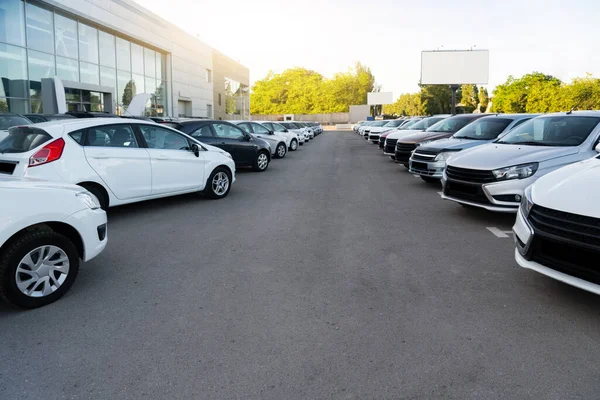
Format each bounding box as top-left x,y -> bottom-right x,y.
191,143 -> 201,157
268,130 -> 274,135
243,134 -> 252,141
595,142 -> 600,153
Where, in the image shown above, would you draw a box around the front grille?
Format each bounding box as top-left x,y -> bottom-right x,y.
528,205 -> 600,250
410,161 -> 435,176
530,236 -> 600,285
0,161 -> 17,175
412,150 -> 437,162
443,181 -> 489,204
395,143 -> 416,162
446,166 -> 496,183
378,138 -> 385,148
386,138 -> 398,147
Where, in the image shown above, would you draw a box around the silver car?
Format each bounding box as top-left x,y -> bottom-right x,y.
442,111 -> 600,213
230,121 -> 289,159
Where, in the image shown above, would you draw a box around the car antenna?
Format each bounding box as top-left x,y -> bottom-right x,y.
567,91 -> 590,114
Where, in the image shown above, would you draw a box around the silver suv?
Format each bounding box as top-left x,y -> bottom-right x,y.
442,112 -> 600,213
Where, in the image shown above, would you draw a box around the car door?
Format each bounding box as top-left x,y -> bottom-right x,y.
137,124 -> 204,195
210,122 -> 253,164
250,122 -> 271,141
83,123 -> 152,200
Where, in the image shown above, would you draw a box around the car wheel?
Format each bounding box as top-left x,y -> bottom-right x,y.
420,176 -> 439,183
275,143 -> 287,159
0,228 -> 80,309
290,139 -> 298,151
204,167 -> 231,199
253,151 -> 270,172
78,184 -> 108,210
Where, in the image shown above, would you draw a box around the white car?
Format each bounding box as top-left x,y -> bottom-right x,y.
0,118 -> 236,209
383,115 -> 451,158
279,121 -> 310,142
295,122 -> 315,138
231,121 -> 289,158
256,121 -> 303,149
513,155 -> 600,295
0,177 -> 107,308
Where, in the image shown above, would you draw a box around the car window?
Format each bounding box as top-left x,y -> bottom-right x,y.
0,127 -> 52,153
212,123 -> 246,139
453,118 -> 512,140
25,115 -> 46,123
235,123 -> 251,133
86,125 -> 138,148
510,118 -> 529,129
497,116 -> 600,147
68,129 -> 85,145
271,123 -> 287,132
0,115 -> 32,130
252,123 -> 270,134
426,117 -> 476,133
139,125 -> 190,150
190,125 -> 213,138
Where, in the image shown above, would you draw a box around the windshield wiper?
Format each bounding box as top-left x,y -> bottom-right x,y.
497,141 -> 552,146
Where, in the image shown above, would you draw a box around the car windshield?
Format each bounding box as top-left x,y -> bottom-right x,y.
0,115 -> 31,130
398,119 -> 420,130
270,123 -> 287,132
496,116 -> 600,146
0,127 -> 52,153
384,120 -> 404,128
453,118 -> 513,140
409,117 -> 444,131
426,117 -> 476,133
371,121 -> 389,127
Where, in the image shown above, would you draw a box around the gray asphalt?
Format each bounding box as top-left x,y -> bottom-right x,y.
2,131 -> 600,400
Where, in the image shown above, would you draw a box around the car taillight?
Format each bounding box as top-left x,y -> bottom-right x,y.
29,138 -> 65,167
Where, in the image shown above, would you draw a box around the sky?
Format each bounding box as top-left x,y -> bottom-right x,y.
134,0 -> 600,98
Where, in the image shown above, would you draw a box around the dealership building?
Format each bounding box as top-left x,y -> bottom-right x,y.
0,0 -> 250,119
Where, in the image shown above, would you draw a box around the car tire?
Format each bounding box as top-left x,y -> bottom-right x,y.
275,143 -> 287,159
0,228 -> 80,309
290,139 -> 298,151
420,176 -> 439,183
253,151 -> 270,172
78,184 -> 108,210
204,167 -> 232,199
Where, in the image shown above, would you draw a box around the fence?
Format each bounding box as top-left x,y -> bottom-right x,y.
250,113 -> 350,125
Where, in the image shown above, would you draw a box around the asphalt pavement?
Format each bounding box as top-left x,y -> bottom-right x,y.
2,131 -> 600,400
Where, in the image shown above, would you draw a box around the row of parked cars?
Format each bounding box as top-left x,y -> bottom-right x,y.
355,112 -> 600,296
0,112 -> 322,308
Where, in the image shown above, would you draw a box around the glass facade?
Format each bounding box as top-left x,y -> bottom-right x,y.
0,0 -> 167,116
224,77 -> 249,119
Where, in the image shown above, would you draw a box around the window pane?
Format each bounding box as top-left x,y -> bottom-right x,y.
28,50 -> 55,106
90,91 -> 103,111
117,70 -> 132,109
155,80 -> 165,116
0,43 -> 27,98
212,123 -> 245,139
55,14 -> 78,59
139,125 -> 189,150
144,47 -> 155,78
191,125 -> 212,137
132,73 -> 144,96
80,61 -> 99,85
87,125 -> 138,148
116,37 -> 130,71
100,66 -> 116,90
26,3 -> 53,53
155,52 -> 163,80
0,97 -> 29,113
64,88 -> 79,102
99,31 -> 116,68
78,23 -> 98,64
56,56 -> 79,82
30,98 -> 42,113
131,43 -> 143,75
0,0 -> 25,46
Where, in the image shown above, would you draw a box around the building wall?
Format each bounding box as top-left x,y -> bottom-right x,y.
45,0 -> 216,117
213,49 -> 249,121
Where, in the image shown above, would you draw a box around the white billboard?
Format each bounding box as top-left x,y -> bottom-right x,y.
420,50 -> 489,85
367,92 -> 393,105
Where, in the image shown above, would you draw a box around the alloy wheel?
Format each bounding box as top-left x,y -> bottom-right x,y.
258,153 -> 268,170
277,144 -> 286,157
291,140 -> 298,151
15,245 -> 70,298
212,171 -> 229,196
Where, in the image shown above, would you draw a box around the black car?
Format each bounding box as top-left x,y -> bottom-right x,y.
169,119 -> 272,171
65,111 -> 116,118
23,114 -> 75,123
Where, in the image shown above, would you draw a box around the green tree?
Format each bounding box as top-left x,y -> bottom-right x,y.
478,87 -> 489,112
491,72 -> 562,113
384,93 -> 424,116
460,84 -> 478,111
561,74 -> 600,111
419,85 -> 460,114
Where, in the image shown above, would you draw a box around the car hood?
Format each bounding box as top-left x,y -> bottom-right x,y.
532,157 -> 600,218
369,126 -> 394,133
386,129 -> 425,140
448,143 -> 580,170
418,137 -> 492,153
398,131 -> 453,144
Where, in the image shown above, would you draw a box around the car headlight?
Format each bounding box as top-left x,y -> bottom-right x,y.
76,191 -> 101,210
520,185 -> 534,218
492,163 -> 538,181
434,151 -> 459,162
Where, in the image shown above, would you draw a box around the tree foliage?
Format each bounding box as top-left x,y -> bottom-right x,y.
384,93 -> 424,116
250,62 -> 375,114
478,87 -> 489,112
461,84 -> 478,111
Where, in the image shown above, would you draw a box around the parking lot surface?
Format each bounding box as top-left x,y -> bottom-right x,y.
2,131 -> 600,399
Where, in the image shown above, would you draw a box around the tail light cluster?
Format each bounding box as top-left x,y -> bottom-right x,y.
29,138 -> 65,167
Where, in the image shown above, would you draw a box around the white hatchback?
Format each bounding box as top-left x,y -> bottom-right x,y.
0,118 -> 236,209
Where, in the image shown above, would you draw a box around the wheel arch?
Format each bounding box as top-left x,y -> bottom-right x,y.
77,181 -> 110,208
0,222 -> 84,261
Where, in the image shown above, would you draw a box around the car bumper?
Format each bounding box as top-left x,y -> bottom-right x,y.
441,174 -> 537,213
394,150 -> 412,164
63,208 -> 108,262
369,135 -> 380,142
409,158 -> 444,179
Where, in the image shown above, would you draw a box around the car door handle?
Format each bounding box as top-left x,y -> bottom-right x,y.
92,154 -> 109,159
156,155 -> 168,160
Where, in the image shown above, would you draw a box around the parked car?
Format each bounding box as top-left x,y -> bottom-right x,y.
230,121 -> 288,159
0,177 -> 107,308
259,121 -> 304,148
354,121 -> 369,133
0,113 -> 32,141
23,114 -> 75,123
394,114 -> 488,167
65,111 -> 116,118
361,120 -> 391,139
513,155 -> 600,295
357,121 -> 377,136
409,114 -> 536,182
0,118 -> 237,209
307,122 -> 323,134
169,119 -> 271,173
279,121 -> 311,141
378,118 -> 423,149
442,112 -> 600,213
295,122 -> 315,138
367,119 -> 406,143
383,115 -> 450,158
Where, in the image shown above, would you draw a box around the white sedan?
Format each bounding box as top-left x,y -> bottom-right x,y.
255,121 -> 303,150
0,118 -> 237,209
0,177 -> 107,308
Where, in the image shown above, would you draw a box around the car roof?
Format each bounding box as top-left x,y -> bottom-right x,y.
541,111 -> 600,117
